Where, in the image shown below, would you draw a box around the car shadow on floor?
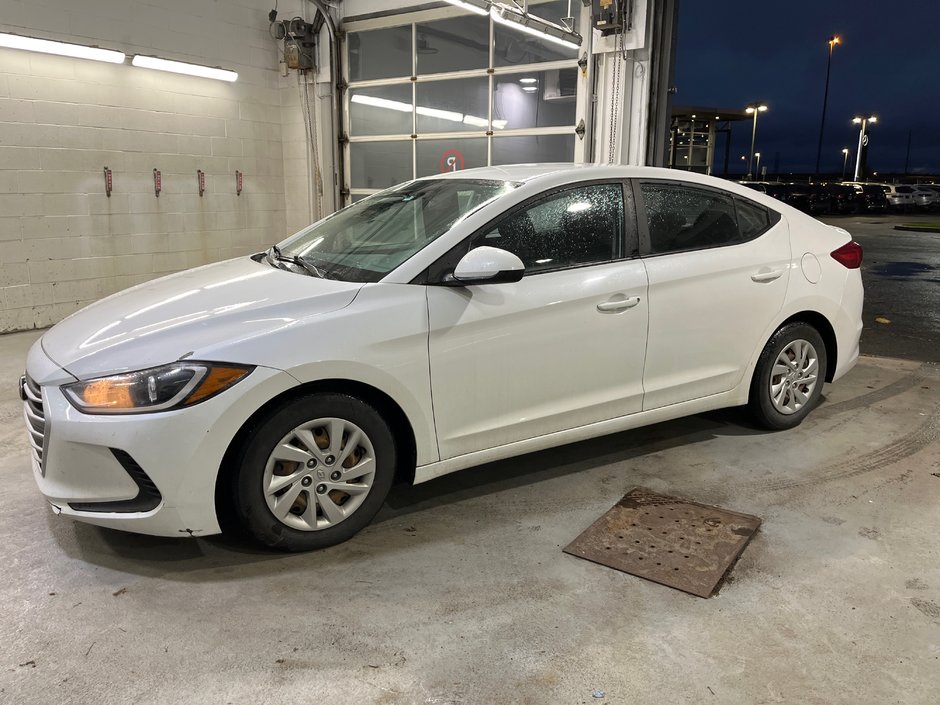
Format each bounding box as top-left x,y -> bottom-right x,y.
379,405 -> 768,519
48,403 -> 783,578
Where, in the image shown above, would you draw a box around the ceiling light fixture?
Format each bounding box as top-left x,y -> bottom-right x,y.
522,86 -> 538,92
442,0 -> 491,16
519,77 -> 538,84
490,4 -> 582,50
0,31 -> 125,63
131,55 -> 237,82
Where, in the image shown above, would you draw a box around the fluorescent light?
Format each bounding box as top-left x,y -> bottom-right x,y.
416,106 -> 464,122
462,114 -> 489,127
351,94 -> 412,112
132,54 -> 237,82
442,0 -> 490,15
0,31 -> 125,63
354,93 -> 505,130
522,86 -> 538,92
519,77 -> 538,84
490,5 -> 582,50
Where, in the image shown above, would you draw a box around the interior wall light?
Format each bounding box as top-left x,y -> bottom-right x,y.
132,55 -> 238,82
490,4 -> 582,50
351,93 -> 506,130
442,0 -> 491,15
0,31 -> 125,63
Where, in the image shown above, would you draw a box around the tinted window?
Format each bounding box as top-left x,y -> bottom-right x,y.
641,183 -> 744,254
471,184 -> 624,273
735,198 -> 770,239
895,186 -> 913,193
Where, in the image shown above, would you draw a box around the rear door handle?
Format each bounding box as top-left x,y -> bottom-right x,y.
597,296 -> 641,312
751,269 -> 784,283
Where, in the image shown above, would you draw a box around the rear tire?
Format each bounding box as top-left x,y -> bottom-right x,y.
748,322 -> 827,430
233,393 -> 397,551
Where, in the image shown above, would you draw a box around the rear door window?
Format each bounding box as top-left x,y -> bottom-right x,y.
639,182 -> 776,255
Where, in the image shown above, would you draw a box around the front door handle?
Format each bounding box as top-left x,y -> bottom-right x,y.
751,268 -> 784,283
597,296 -> 641,312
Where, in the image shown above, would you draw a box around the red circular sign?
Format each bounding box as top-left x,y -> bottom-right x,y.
440,149 -> 465,173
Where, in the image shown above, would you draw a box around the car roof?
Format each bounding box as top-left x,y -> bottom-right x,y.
421,162 -> 765,190
413,162 -> 810,222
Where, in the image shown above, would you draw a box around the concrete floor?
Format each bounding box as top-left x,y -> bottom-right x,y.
1,328 -> 938,704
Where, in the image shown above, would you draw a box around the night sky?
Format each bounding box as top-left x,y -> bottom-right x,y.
674,1 -> 940,176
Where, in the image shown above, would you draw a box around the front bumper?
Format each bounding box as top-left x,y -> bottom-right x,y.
24,342 -> 297,537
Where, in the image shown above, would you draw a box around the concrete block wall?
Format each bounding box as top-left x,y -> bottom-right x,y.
0,0 -> 316,333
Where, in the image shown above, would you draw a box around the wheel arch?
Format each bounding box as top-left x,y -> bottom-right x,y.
774,310 -> 838,382
214,378 -> 418,534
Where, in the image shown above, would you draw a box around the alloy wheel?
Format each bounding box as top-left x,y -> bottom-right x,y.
769,339 -> 819,415
262,417 -> 376,531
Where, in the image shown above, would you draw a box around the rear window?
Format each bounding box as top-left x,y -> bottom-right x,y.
896,186 -> 914,193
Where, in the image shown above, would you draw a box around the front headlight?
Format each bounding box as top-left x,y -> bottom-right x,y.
62,362 -> 253,414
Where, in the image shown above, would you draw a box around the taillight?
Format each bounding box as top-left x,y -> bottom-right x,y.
831,241 -> 863,269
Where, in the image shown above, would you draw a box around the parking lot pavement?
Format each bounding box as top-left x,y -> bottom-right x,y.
821,213 -> 940,363
2,328 -> 940,704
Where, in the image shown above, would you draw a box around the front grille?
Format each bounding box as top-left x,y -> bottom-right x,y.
22,374 -> 46,473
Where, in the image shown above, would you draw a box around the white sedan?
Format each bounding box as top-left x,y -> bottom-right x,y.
22,165 -> 863,550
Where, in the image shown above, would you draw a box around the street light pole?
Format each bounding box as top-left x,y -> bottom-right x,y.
815,35 -> 841,177
852,115 -> 877,181
841,148 -> 849,180
755,152 -> 761,178
745,103 -> 768,179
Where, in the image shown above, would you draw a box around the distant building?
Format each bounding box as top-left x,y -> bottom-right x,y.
669,106 -> 751,176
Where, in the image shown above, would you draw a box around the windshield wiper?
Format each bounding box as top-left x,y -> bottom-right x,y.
266,245 -> 334,279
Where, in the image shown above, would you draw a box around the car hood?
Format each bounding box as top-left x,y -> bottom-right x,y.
42,256 -> 363,379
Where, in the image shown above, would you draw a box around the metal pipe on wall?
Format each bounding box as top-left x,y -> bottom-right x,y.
305,0 -> 344,212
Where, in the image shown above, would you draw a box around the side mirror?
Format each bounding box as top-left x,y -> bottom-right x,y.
451,246 -> 525,285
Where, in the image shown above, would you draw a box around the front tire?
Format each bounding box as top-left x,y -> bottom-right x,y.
233,393 -> 397,551
748,323 -> 827,430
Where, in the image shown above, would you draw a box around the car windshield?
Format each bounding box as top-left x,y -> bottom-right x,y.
277,179 -> 515,282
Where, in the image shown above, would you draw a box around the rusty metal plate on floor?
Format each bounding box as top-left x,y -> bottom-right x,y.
563,487 -> 761,598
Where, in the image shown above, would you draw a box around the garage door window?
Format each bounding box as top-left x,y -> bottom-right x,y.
471,184 -> 624,274
344,1 -> 587,206
641,183 -> 774,254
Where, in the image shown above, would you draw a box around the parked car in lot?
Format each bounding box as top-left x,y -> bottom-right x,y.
23,165 -> 864,551
879,184 -> 916,211
826,184 -> 861,214
912,185 -> 939,210
782,183 -> 831,215
845,183 -> 889,213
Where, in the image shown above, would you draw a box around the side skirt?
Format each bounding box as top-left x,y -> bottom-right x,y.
413,389 -> 743,485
